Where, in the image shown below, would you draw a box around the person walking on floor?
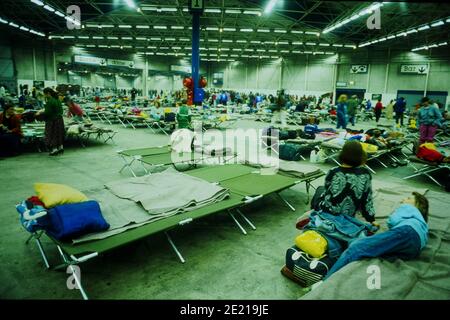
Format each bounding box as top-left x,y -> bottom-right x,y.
346,95 -> 358,127
374,98 -> 383,123
417,97 -> 443,145
386,99 -> 394,121
36,88 -> 65,156
394,97 -> 406,127
336,94 -> 348,130
271,89 -> 287,129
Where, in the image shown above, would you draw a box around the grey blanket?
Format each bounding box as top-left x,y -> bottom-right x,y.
301,188 -> 450,300
72,168 -> 229,243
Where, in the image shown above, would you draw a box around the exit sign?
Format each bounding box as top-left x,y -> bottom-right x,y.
189,0 -> 204,13
400,64 -> 428,75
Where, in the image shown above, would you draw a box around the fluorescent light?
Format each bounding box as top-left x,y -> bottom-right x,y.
240,28 -> 253,32
292,50 -> 301,54
304,51 -> 312,54
171,26 -> 184,29
332,44 -> 343,47
280,50 -> 289,53
64,36 -> 74,39
244,49 -> 253,52
124,0 -> 136,9
20,26 -> 29,31
98,45 -> 108,48
316,51 -> 324,54
78,36 -> 89,39
431,21 -> 444,27
154,25 -> 167,29
291,30 -> 303,34
306,42 -> 316,46
54,11 -> 64,17
257,49 -> 265,52
319,43 -> 330,46
257,29 -> 270,33
122,36 -> 132,40
9,22 -> 19,28
136,37 -> 146,40
406,29 -> 417,34
221,48 -> 230,51
101,24 -> 114,28
232,48 -> 242,51
31,0 -> 44,6
264,0 -> 278,14
225,9 -> 241,14
150,37 -> 161,41
222,39 -> 233,43
208,39 -> 219,42
236,40 -> 246,43
268,50 -> 277,53
166,37 -> 176,41
243,10 -> 261,16
438,42 -> 448,46
205,8 -> 221,13
251,40 -> 261,44
93,36 -> 104,39
86,45 -> 96,48
378,37 -> 387,42
118,25 -> 132,28
107,36 -> 118,39
279,41 -> 289,45
136,25 -> 150,29
206,27 -> 219,31
417,25 -> 430,31
305,31 -> 320,36
0,18 -> 8,24
43,5 -> 55,12
179,38 -> 190,41
265,41 -> 275,45
387,35 -> 396,39
223,27 -> 236,32
293,41 -> 303,45
325,52 -> 335,55
274,29 -> 287,33
396,32 -> 407,37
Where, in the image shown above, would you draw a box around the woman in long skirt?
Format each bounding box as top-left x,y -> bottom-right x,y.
37,88 -> 65,155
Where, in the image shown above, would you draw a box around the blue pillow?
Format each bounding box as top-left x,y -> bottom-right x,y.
42,200 -> 109,241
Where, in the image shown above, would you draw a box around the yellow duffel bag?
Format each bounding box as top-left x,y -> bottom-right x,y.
295,230 -> 328,258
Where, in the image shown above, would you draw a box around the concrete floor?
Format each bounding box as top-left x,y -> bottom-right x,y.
0,116 -> 447,299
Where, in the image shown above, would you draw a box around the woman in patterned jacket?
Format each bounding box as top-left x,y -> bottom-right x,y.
311,140 -> 377,225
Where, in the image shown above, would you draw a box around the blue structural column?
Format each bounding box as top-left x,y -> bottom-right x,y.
191,12 -> 201,104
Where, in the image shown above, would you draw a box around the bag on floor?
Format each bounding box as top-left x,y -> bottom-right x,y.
295,230 -> 328,258
283,246 -> 336,287
279,130 -> 290,140
304,124 -> 319,134
288,130 -> 298,139
279,143 -> 303,161
41,200 -> 110,241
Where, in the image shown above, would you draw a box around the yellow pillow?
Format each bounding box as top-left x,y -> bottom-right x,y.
360,142 -> 378,154
34,183 -> 88,208
295,230 -> 328,258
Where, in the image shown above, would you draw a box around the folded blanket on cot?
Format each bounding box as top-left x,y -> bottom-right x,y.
301,188 -> 450,300
106,168 -> 229,215
71,168 -> 229,243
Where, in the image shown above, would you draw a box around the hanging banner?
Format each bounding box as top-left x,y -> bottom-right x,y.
73,55 -> 105,65
171,65 -> 192,73
108,59 -> 135,68
400,64 -> 428,74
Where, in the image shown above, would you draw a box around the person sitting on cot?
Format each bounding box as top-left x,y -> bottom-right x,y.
322,192 -> 429,281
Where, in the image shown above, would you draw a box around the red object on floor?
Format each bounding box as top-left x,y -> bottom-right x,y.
417,146 -> 444,163
27,196 -> 45,207
296,217 -> 310,230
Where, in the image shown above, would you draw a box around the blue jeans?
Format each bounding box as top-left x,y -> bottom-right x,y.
336,114 -> 347,129
324,226 -> 421,280
348,115 -> 356,126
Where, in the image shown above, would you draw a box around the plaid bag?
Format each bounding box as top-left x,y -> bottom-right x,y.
282,245 -> 336,287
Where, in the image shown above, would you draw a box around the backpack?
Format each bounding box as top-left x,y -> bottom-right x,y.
304,124 -> 319,134
279,143 -> 304,161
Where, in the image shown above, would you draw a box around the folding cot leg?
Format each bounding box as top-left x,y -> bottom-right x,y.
165,232 -> 185,263
29,235 -> 51,269
277,193 -> 296,212
236,209 -> 256,230
119,155 -> 137,177
373,157 -> 388,168
228,210 -> 247,235
364,164 -> 376,175
56,245 -> 89,300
